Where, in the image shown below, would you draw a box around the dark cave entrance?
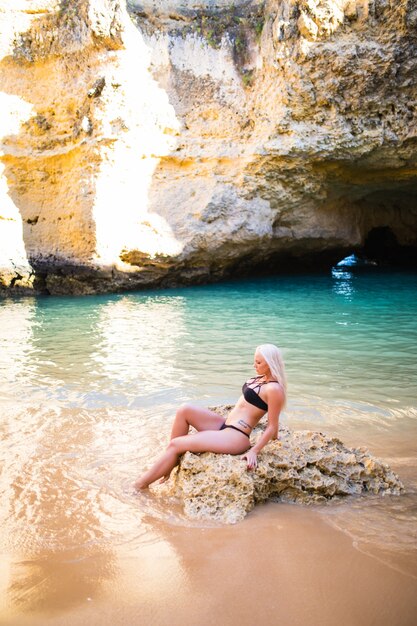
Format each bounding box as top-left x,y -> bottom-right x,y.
364,227 -> 401,264
363,226 -> 417,267
336,227 -> 417,270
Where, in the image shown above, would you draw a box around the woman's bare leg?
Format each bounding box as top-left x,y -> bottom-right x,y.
154,405 -> 224,484
134,429 -> 250,490
136,405 -> 225,488
169,404 -> 225,439
134,446 -> 180,490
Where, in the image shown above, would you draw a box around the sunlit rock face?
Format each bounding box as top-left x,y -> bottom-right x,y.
1,0 -> 416,294
161,405 -> 404,524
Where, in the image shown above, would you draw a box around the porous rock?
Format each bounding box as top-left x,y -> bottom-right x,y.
161,405 -> 404,524
1,1 -> 417,295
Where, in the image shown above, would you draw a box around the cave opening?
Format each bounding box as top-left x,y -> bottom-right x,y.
363,225 -> 417,268
364,226 -> 402,264
336,226 -> 417,270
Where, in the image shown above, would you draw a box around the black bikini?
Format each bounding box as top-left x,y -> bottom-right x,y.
243,376 -> 280,410
220,422 -> 250,437
219,376 -> 280,437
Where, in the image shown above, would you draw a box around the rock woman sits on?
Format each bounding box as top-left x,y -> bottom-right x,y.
134,344 -> 287,490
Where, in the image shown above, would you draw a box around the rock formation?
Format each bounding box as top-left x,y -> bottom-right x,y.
159,405 -> 404,524
1,1 -> 416,295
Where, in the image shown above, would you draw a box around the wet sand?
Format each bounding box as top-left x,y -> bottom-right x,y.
2,503 -> 416,626
1,405 -> 415,626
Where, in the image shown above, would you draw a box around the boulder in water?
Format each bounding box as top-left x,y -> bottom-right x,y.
161,406 -> 404,524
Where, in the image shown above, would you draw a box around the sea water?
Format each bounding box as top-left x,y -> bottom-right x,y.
0,268 -> 416,622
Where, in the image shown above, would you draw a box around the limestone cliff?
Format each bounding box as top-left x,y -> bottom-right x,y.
1,0 -> 416,294
158,406 -> 404,524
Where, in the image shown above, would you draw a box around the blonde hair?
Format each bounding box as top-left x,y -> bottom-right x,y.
256,343 -> 287,402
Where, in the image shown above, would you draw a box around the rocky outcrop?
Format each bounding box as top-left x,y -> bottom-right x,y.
1,1 -> 416,295
159,405 -> 404,524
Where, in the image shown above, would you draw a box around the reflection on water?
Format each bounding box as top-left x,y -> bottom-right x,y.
92,296 -> 189,398
0,299 -> 35,389
331,267 -> 356,300
0,270 -> 417,621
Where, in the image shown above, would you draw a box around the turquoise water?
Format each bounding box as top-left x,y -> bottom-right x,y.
0,268 -> 416,591
1,268 -> 416,422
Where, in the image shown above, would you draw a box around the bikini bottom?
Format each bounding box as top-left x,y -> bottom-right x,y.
220,422 -> 250,438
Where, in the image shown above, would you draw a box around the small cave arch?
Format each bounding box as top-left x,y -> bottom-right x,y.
364,226 -> 399,263
364,226 -> 417,267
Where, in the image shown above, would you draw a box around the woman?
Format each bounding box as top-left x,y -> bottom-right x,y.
134,344 -> 286,489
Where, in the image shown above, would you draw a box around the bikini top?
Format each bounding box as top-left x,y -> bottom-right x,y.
242,376 -> 280,411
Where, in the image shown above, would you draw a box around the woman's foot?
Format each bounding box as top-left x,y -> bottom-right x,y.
134,479 -> 149,490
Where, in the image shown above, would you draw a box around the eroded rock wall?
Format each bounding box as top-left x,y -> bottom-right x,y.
1,0 -> 416,294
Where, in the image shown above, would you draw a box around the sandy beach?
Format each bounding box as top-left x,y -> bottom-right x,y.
2,502 -> 416,626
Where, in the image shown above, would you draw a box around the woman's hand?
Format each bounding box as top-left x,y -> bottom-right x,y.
241,448 -> 258,470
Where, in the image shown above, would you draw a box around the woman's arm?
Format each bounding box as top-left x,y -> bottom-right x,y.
242,386 -> 284,469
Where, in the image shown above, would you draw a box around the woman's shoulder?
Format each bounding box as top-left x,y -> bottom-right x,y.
266,379 -> 281,387
265,380 -> 285,398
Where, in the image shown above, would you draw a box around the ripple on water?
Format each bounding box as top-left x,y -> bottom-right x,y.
319,488 -> 417,578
